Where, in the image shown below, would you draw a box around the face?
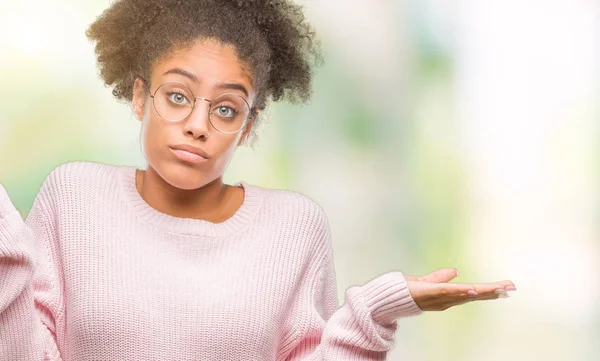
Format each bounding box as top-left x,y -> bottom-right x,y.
133,39 -> 256,190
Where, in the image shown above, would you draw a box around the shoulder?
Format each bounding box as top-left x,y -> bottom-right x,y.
45,161 -> 118,186
38,161 -> 121,207
254,184 -> 329,222
244,182 -> 332,245
42,161 -> 123,193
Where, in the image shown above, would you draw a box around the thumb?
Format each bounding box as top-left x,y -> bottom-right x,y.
421,268 -> 460,283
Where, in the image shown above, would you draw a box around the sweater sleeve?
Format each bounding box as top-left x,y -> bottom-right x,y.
277,216 -> 423,361
0,183 -> 64,360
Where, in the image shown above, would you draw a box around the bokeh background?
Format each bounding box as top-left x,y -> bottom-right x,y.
1,0 -> 598,360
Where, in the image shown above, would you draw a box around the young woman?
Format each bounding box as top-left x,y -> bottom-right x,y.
0,0 -> 516,360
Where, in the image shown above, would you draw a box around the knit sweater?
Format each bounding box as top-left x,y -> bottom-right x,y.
0,161 -> 422,361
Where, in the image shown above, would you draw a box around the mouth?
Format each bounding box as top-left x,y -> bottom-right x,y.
169,145 -> 210,164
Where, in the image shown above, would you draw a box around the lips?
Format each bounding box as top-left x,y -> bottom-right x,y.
170,144 -> 210,164
170,144 -> 210,159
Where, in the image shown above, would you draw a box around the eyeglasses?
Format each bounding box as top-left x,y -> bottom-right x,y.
149,81 -> 251,134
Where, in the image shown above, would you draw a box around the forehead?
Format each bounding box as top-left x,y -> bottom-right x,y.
151,39 -> 254,92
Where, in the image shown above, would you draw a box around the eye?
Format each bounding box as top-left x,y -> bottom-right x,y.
215,106 -> 237,118
167,91 -> 189,105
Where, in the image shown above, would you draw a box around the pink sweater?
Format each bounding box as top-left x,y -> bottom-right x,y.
0,161 -> 422,361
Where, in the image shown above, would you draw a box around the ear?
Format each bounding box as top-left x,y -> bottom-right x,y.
237,110 -> 259,146
133,78 -> 147,121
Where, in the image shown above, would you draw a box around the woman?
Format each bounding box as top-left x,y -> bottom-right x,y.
0,0 -> 516,360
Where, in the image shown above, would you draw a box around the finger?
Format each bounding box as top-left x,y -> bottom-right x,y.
415,283 -> 513,311
421,268 -> 460,284
498,280 -> 517,290
489,289 -> 511,299
471,281 -> 516,295
423,282 -> 512,298
437,292 -> 502,310
468,283 -> 517,298
425,289 -> 509,311
415,282 -> 472,300
458,287 -> 512,304
464,290 -> 510,305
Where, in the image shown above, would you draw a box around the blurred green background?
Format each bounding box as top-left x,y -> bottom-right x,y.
0,1 -> 598,360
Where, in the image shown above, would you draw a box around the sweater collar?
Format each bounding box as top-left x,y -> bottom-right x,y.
118,165 -> 263,237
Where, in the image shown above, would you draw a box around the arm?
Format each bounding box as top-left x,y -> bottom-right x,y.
0,183 -> 64,360
277,221 -> 422,361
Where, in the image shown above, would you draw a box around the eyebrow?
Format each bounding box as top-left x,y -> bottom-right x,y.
215,82 -> 249,98
162,68 -> 250,98
163,68 -> 198,82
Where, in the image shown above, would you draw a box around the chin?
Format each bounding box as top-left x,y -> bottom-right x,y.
156,162 -> 218,191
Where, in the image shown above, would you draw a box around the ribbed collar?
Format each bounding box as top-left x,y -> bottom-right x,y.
117,165 -> 263,237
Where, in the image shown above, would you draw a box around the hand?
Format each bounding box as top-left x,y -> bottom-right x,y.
405,268 -> 516,311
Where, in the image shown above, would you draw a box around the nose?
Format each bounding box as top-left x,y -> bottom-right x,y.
182,99 -> 211,139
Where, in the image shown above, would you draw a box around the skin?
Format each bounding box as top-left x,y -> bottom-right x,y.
406,269 -> 516,311
131,38 -> 517,310
132,39 -> 256,223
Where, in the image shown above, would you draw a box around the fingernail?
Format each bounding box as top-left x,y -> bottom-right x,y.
455,269 -> 460,277
467,290 -> 478,296
505,286 -> 517,291
495,289 -> 510,298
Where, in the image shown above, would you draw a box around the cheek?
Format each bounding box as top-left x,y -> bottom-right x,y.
195,135 -> 242,178
214,135 -> 242,162
139,115 -> 166,161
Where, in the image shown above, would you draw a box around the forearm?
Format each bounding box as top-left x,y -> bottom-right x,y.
0,186 -> 62,361
283,272 -> 422,361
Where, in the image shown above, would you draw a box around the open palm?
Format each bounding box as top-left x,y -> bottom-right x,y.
406,268 -> 516,311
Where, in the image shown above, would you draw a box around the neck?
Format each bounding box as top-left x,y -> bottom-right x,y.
136,167 -> 238,222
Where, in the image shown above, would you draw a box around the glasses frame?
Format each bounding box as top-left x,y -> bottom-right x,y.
149,81 -> 252,135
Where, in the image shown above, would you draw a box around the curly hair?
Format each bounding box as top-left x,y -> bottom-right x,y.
86,0 -> 322,125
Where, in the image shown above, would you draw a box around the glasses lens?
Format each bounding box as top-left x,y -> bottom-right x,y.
209,94 -> 250,133
153,82 -> 194,122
